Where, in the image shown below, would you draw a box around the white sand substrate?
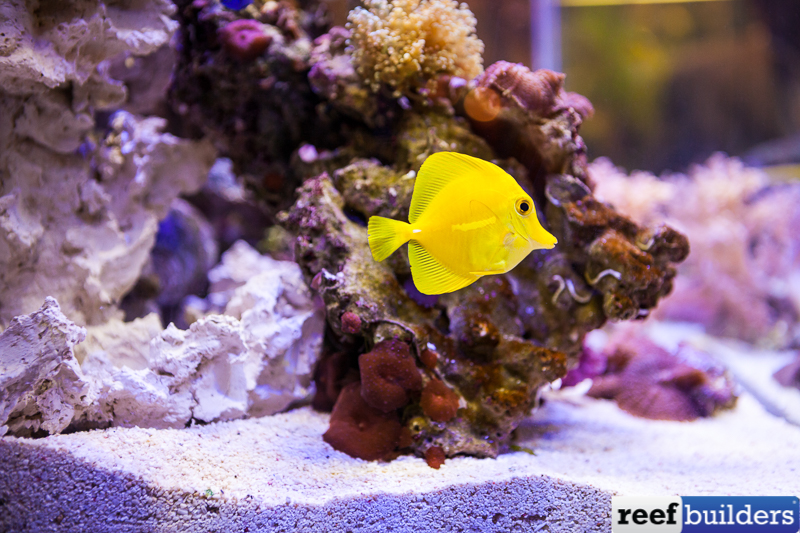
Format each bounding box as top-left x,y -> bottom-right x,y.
1,392 -> 798,533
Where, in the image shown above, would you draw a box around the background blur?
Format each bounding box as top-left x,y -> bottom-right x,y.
326,0 -> 800,174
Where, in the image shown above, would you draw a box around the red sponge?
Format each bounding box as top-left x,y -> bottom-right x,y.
420,379 -> 460,422
424,446 -> 446,469
323,382 -> 402,461
359,339 -> 423,412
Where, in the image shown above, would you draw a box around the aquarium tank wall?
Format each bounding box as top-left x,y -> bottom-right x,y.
0,0 -> 799,531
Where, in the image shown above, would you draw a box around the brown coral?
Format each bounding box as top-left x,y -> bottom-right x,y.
219,20 -> 273,62
420,379 -> 460,422
347,0 -> 484,95
359,339 -> 423,412
323,382 -> 403,461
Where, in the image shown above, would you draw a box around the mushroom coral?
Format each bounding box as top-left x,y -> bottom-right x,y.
359,339 -> 423,412
585,332 -> 737,421
219,20 -> 272,62
323,382 -> 403,461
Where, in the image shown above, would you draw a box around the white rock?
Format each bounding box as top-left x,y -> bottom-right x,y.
74,314 -> 163,368
0,0 -> 214,328
0,1 -> 177,96
73,242 -> 324,428
80,350 -> 195,430
143,242 -> 324,422
0,109 -> 215,327
205,239 -> 300,309
0,298 -> 88,436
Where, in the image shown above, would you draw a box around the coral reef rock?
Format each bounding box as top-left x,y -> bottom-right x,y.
0,298 -> 88,437
173,0 -> 689,464
0,0 -> 215,327
466,61 -> 595,185
591,154 -> 800,348
280,57 -> 687,464
0,0 -> 176,96
284,163 -> 685,462
169,0 -> 330,210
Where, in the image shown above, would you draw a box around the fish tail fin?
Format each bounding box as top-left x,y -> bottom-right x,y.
368,216 -> 411,262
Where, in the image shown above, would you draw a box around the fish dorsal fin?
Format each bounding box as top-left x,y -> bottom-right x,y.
408,241 -> 478,295
409,152 -> 505,224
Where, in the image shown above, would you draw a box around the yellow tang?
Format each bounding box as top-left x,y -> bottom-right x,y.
367,152 -> 557,295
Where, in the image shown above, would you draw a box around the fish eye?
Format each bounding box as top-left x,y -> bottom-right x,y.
515,198 -> 532,216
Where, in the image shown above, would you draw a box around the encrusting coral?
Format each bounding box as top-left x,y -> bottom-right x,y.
346,0 -> 484,96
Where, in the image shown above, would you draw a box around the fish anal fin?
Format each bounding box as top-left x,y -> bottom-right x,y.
470,270 -> 505,276
409,152 -> 501,224
409,241 -> 477,295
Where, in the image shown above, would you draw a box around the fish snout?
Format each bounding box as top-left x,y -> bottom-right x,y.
522,218 -> 557,249
530,226 -> 557,250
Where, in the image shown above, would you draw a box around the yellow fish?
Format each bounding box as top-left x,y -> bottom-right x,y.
367,152 -> 557,295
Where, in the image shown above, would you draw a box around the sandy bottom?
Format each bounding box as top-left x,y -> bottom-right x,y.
1,388 -> 797,532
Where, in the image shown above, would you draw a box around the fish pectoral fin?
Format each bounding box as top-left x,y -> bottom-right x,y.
409,241 -> 477,295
